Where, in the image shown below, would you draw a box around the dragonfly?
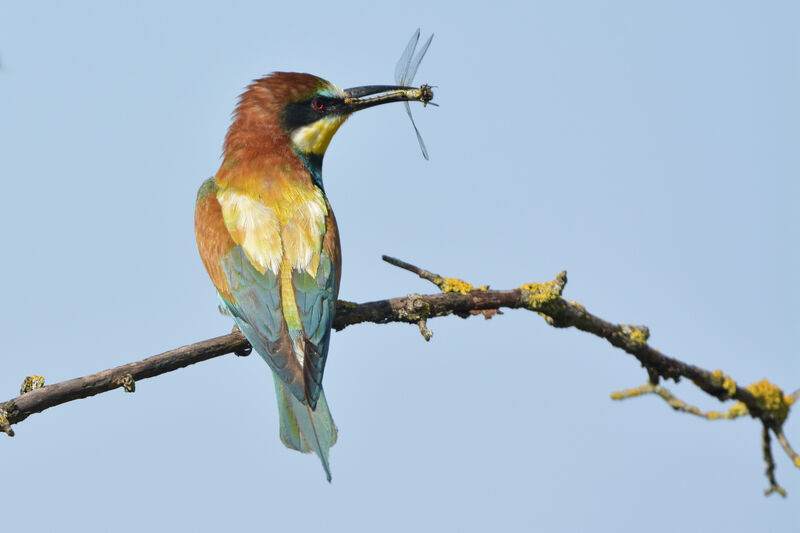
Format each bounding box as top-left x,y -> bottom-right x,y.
395,28 -> 435,160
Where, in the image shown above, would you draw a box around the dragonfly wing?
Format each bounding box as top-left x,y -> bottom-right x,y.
404,102 -> 429,160
407,34 -> 433,84
396,28 -> 433,159
395,28 -> 420,84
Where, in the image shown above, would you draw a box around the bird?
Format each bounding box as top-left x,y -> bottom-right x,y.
194,72 -> 433,481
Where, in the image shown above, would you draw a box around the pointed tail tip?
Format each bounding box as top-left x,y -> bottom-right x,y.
272,376 -> 337,483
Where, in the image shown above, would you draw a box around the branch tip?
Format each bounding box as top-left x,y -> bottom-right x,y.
418,318 -> 433,341
383,255 -> 487,295
774,427 -> 799,469
555,270 -> 568,292
762,424 -> 787,497
382,255 -> 439,285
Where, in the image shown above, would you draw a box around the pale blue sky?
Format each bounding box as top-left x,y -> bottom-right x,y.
1,1 -> 797,531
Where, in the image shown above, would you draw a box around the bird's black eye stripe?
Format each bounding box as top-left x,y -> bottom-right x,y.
311,96 -> 340,113
281,96 -> 342,131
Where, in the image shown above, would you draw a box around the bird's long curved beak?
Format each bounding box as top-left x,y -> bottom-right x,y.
343,84 -> 434,112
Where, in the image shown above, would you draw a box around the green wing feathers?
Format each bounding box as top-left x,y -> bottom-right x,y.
196,175 -> 342,481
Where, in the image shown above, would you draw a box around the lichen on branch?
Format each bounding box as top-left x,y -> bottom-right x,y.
1,255 -> 795,496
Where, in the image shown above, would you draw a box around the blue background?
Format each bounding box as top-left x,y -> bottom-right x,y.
1,1 -> 797,531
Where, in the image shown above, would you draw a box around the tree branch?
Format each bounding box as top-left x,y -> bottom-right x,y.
763,423 -> 787,497
1,256 -> 796,494
611,383 -> 750,420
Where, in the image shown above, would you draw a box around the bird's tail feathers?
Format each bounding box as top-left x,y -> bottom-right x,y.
273,374 -> 338,482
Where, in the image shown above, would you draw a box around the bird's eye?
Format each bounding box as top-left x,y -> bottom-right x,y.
312,97 -> 325,111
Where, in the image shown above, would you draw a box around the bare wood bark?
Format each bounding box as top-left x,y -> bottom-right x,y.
1,256 -> 796,494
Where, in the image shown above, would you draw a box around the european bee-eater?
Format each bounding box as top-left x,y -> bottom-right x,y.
194,72 -> 432,481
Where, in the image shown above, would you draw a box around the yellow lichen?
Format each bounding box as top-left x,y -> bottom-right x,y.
121,374 -> 135,393
0,405 -> 14,436
335,300 -> 358,309
794,456 -> 800,469
518,281 -> 560,308
629,329 -> 648,345
610,385 -> 650,400
745,379 -> 791,425
436,277 -> 487,295
667,397 -> 683,409
723,376 -> 737,396
710,370 -> 737,397
725,402 -> 748,418
19,375 -> 45,395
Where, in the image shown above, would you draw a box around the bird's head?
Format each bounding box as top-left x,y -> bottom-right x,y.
223,72 -> 432,179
